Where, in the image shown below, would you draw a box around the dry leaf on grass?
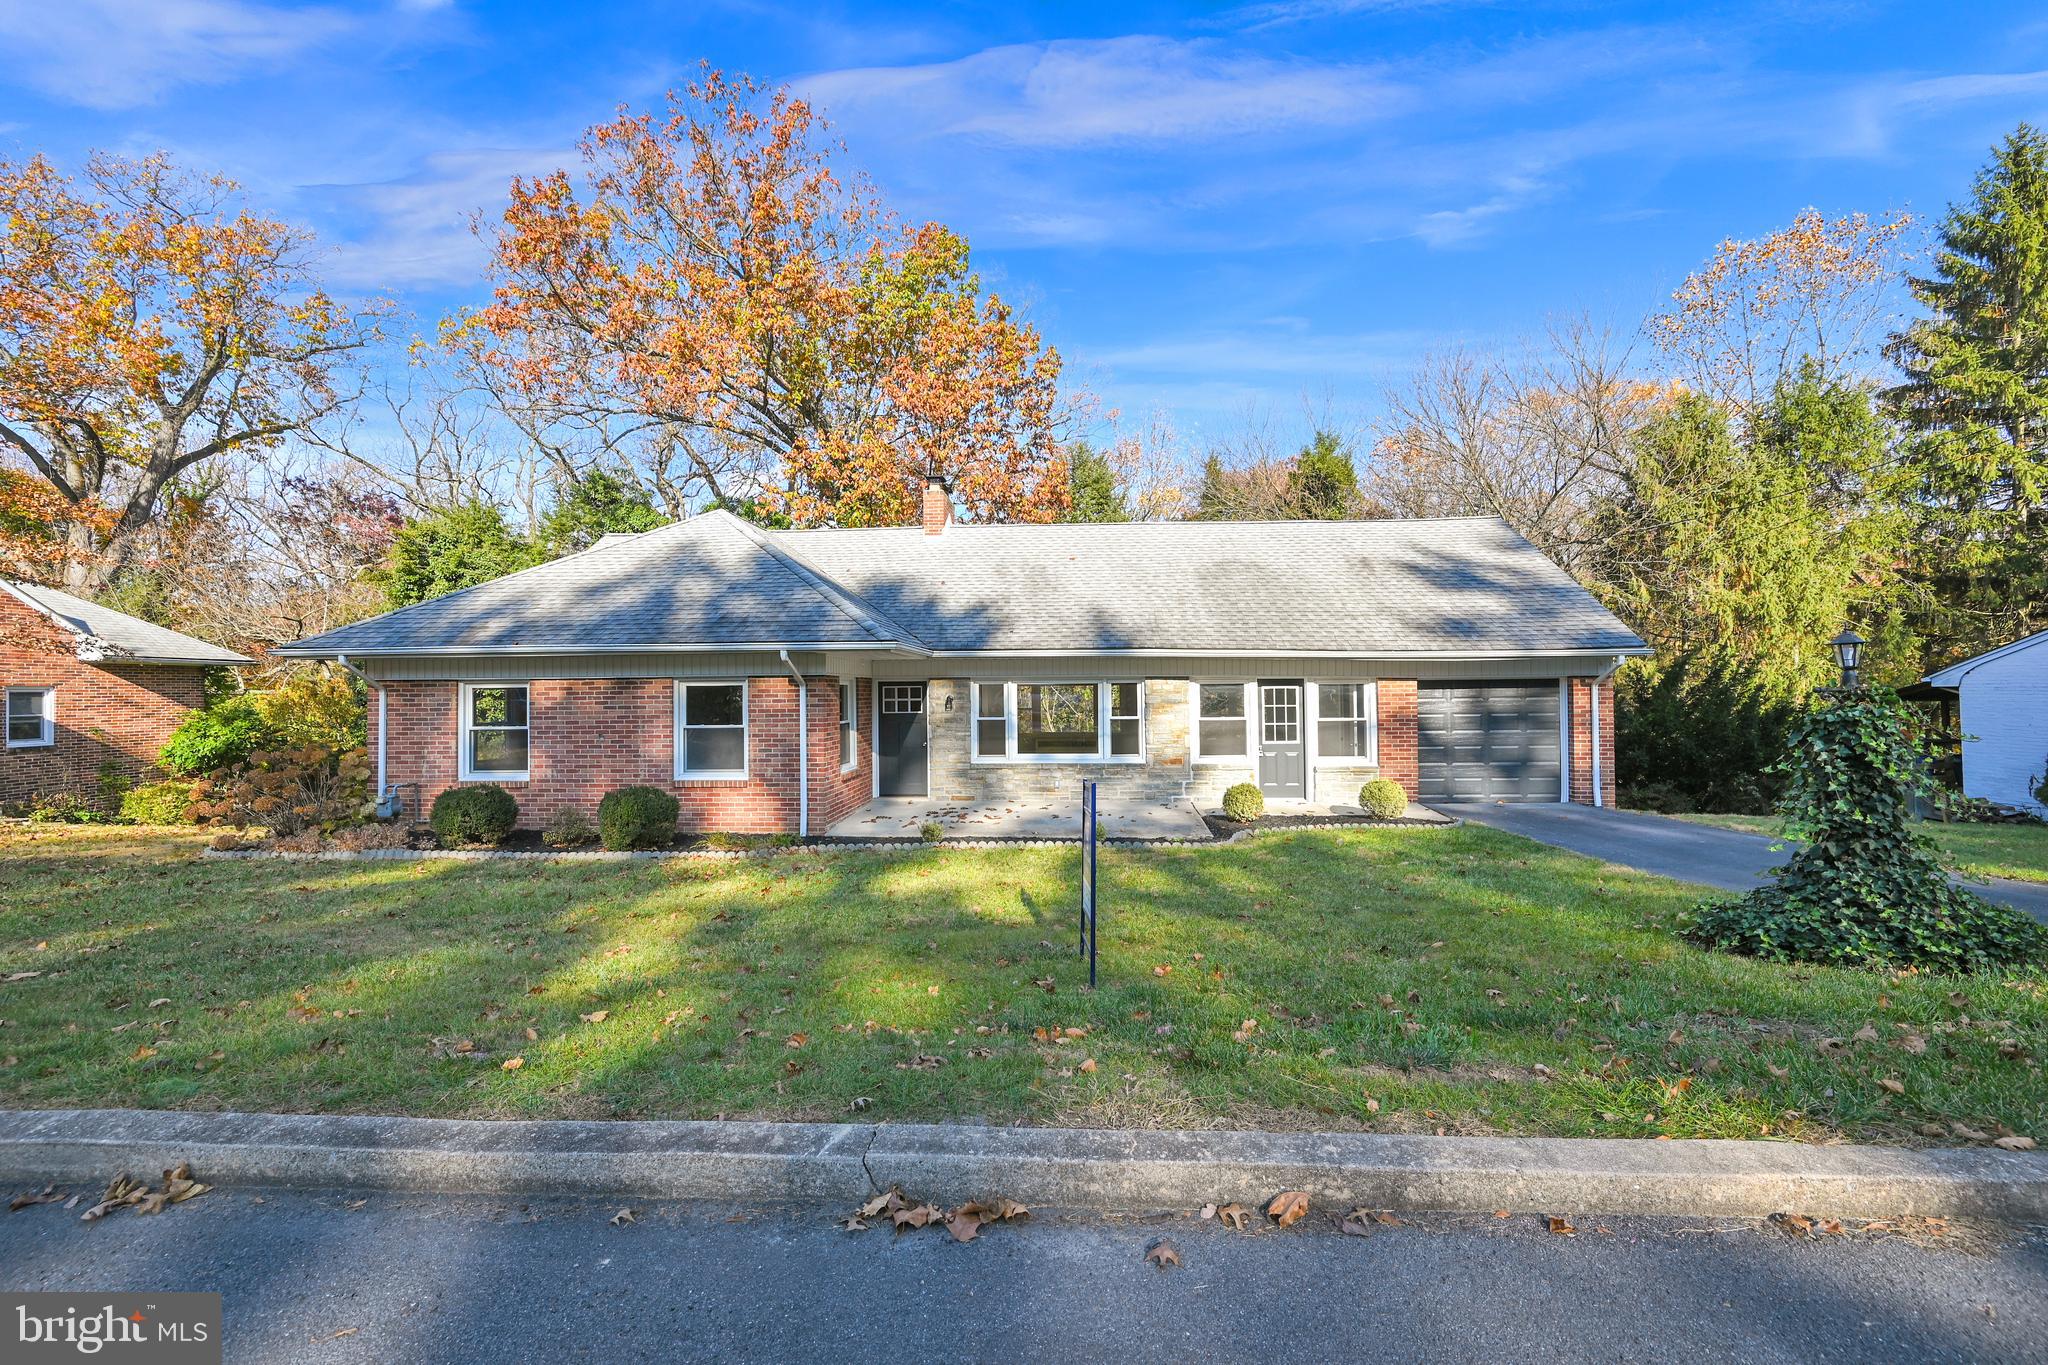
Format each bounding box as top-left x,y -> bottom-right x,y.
1993,1136 -> 2036,1151
1878,1077 -> 1905,1095
1266,1190 -> 1309,1228
1144,1239 -> 1182,1270
501,1056 -> 524,1071
581,1010 -> 609,1024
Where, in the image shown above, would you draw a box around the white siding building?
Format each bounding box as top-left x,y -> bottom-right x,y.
1925,629 -> 2048,816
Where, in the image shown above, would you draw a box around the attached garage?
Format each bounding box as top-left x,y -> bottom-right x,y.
1417,682 -> 1563,802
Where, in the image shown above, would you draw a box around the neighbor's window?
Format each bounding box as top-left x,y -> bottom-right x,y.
5,688 -> 54,748
1317,683 -> 1376,760
677,681 -> 747,779
1195,683 -> 1248,759
838,680 -> 857,770
461,684 -> 529,779
974,682 -> 1144,762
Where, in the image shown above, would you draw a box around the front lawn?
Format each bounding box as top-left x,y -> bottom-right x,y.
1,824 -> 2041,1144
1666,813 -> 2048,885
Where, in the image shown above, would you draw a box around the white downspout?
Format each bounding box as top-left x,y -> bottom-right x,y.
780,649 -> 809,839
1590,656 -> 1623,809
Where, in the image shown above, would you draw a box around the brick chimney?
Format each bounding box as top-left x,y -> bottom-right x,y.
920,475 -> 952,535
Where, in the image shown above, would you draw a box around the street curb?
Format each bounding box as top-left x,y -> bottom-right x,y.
2,1110 -> 2043,1220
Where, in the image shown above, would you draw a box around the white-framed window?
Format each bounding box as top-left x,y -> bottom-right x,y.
5,687 -> 54,748
1190,681 -> 1252,762
459,683 -> 529,781
838,680 -> 857,771
1315,681 -> 1378,764
675,680 -> 748,781
970,681 -> 1144,763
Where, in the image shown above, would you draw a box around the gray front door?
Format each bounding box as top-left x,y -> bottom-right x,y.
1417,683 -> 1563,802
1258,680 -> 1306,799
877,683 -> 929,797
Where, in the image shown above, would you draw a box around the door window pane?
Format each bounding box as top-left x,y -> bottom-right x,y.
1015,683 -> 1098,755
1197,683 -> 1246,756
1317,683 -> 1370,758
1260,686 -> 1300,744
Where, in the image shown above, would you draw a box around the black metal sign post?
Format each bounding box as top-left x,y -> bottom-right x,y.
1079,779 -> 1098,988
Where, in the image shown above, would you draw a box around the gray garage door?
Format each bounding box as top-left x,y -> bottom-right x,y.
1418,683 -> 1562,802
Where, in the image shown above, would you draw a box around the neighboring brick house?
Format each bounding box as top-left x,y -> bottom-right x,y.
1,582 -> 251,807
276,480 -> 1643,835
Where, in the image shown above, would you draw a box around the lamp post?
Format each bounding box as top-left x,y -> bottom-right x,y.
1830,628 -> 1865,692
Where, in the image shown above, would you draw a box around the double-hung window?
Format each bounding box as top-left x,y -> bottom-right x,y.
460,684 -> 529,780
5,687 -> 54,748
1193,682 -> 1250,761
972,682 -> 1143,762
838,680 -> 857,770
1316,682 -> 1377,762
676,681 -> 747,780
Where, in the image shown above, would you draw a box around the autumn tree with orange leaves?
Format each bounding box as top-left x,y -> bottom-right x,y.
460,72 -> 1073,527
0,153 -> 381,590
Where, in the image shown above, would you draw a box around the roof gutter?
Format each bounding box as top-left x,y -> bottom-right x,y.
779,649 -> 809,840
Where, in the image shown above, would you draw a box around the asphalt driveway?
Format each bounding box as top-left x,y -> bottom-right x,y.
1437,803 -> 2048,925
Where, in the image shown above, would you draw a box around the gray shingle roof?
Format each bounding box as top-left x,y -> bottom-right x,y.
5,583 -> 253,665
278,510 -> 1644,659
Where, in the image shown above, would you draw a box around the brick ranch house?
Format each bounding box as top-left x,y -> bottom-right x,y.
1,582 -> 251,806
276,480 -> 1648,835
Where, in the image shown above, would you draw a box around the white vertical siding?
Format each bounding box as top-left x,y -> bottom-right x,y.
1958,641 -> 2048,814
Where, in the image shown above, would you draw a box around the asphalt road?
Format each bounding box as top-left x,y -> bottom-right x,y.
2,1188 -> 2043,1363
1439,803 -> 2048,924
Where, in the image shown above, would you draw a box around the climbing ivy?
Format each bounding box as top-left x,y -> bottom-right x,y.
1685,691 -> 2047,971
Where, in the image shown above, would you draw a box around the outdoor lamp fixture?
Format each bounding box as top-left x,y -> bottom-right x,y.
1830,629 -> 1866,691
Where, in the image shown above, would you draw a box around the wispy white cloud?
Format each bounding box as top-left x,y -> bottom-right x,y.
312,146 -> 572,291
0,0 -> 355,109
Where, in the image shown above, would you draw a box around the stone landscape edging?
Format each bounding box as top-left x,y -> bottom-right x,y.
0,1109 -> 2040,1221
198,815 -> 1463,861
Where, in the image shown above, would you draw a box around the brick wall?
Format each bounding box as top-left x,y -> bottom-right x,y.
376,673 -> 875,835
1375,679 -> 1419,798
0,598 -> 208,806
1567,676 -> 1617,806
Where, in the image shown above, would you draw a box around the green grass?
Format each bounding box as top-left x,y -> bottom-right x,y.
1666,812 -> 2048,884
1,824 -> 2042,1144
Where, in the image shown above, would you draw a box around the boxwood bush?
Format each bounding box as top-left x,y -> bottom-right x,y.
1359,778 -> 1408,820
429,784 -> 519,846
1220,782 -> 1264,822
598,785 -> 680,850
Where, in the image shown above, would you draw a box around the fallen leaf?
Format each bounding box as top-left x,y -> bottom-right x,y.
1144,1239 -> 1182,1270
1152,965 -> 1172,977
1339,1211 -> 1375,1237
1993,1136 -> 2037,1151
1852,1024 -> 1880,1044
837,1216 -> 869,1232
1199,1203 -> 1217,1220
891,1203 -> 940,1231
9,1185 -> 65,1211
610,1208 -> 638,1227
1548,1216 -> 1577,1236
1267,1190 -> 1309,1228
785,1032 -> 807,1049
1078,1058 -> 1097,1074
858,1188 -> 905,1219
945,1207 -> 985,1243
1878,1077 -> 1905,1095
1217,1202 -> 1249,1232
990,1198 -> 1029,1221
1773,1212 -> 1815,1238
581,1010 -> 609,1024
501,1056 -> 524,1071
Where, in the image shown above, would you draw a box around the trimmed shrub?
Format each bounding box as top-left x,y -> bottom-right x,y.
159,696 -> 277,776
429,784 -> 519,846
598,785 -> 679,851
542,805 -> 597,849
1359,778 -> 1407,820
1221,782 -> 1264,822
919,820 -> 945,844
121,780 -> 198,825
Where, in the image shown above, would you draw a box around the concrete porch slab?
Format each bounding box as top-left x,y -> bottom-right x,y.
825,795 -> 1210,842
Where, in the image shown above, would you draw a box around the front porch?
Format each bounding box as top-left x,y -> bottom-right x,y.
824,794 -> 1212,842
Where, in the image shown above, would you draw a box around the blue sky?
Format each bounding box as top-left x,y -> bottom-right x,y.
3,0 -> 2047,447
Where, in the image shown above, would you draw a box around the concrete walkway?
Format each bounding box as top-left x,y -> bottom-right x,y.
825,795 -> 1210,841
1438,803 -> 2048,924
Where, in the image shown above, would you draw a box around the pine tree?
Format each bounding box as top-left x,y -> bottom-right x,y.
1287,430 -> 1359,519
1887,123 -> 2048,659
1059,442 -> 1132,523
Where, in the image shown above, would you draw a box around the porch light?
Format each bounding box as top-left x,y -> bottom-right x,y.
1830,629 -> 1865,690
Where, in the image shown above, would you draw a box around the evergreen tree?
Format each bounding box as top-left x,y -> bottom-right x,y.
378,502 -> 534,608
1287,430 -> 1359,519
534,468 -> 666,557
1060,442 -> 1132,523
1887,123 -> 2048,659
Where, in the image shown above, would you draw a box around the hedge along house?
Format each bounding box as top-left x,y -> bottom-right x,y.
1,581 -> 252,806
274,479 -> 1647,836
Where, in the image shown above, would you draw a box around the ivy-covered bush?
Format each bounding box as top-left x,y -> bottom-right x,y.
120,780 -> 199,825
429,784 -> 519,846
1221,782 -> 1264,822
1359,778 -> 1408,820
598,785 -> 679,850
159,696 -> 277,776
1685,692 -> 2048,972
189,745 -> 374,836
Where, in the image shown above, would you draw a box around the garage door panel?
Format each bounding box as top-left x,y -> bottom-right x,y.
1418,683 -> 1562,803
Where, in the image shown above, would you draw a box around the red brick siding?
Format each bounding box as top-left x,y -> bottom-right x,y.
1375,679 -> 1419,797
809,676 -> 872,830
0,598 -> 208,806
1567,677 -> 1616,806
377,674 -> 868,835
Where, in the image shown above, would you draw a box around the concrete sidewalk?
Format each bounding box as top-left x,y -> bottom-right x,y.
2,1109 -> 2042,1222
1440,802 -> 2048,924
